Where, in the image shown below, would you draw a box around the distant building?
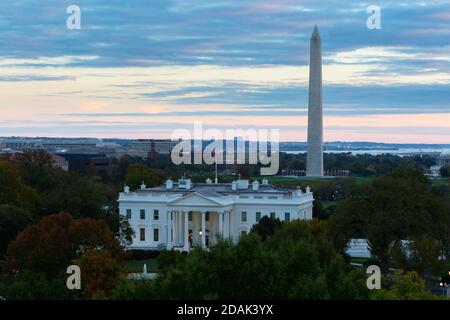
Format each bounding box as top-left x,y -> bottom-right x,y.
437,152 -> 450,167
129,139 -> 179,158
0,138 -> 39,150
118,177 -> 314,251
428,152 -> 450,177
346,239 -> 371,258
56,153 -> 114,176
0,137 -> 100,152
50,154 -> 69,171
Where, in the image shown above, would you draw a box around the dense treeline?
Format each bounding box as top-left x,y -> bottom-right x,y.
114,152 -> 437,178
329,168 -> 450,277
112,220 -> 369,299
279,152 -> 436,176
441,165 -> 450,177
110,218 -> 440,300
0,151 -> 448,300
0,151 -> 133,258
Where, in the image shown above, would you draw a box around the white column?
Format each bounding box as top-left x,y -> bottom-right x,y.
193,211 -> 199,244
201,211 -> 206,248
218,211 -> 223,237
172,211 -> 177,246
167,210 -> 173,249
176,211 -> 181,246
228,209 -> 232,239
183,211 -> 189,250
224,210 -> 229,238
178,211 -> 182,246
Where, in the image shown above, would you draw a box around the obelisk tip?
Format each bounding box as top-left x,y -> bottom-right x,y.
312,25 -> 320,39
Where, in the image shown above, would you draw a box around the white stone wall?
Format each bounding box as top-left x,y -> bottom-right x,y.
119,190 -> 314,250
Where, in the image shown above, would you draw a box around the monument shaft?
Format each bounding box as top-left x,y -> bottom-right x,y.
306,26 -> 324,177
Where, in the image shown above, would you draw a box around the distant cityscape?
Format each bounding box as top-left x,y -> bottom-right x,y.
2,136 -> 450,154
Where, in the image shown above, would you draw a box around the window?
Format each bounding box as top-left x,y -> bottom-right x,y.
153,210 -> 159,220
188,212 -> 193,221
153,228 -> 159,242
241,230 -> 247,237
285,212 -> 290,223
206,212 -> 209,221
241,211 -> 247,222
256,212 -> 261,222
268,196 -> 278,200
270,212 -> 276,219
140,209 -> 145,220
126,209 -> 132,219
140,228 -> 145,241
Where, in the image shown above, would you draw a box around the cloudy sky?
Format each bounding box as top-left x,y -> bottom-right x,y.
0,0 -> 449,142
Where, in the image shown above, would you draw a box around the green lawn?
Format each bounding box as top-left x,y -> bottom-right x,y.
351,257 -> 371,265
257,176 -> 331,186
321,201 -> 337,209
429,177 -> 450,187
257,175 -> 373,187
123,258 -> 159,273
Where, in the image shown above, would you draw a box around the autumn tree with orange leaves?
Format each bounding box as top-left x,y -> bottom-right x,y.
3,212 -> 125,299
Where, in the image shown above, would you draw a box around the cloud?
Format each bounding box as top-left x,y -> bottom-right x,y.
0,0 -> 449,142
0,75 -> 76,82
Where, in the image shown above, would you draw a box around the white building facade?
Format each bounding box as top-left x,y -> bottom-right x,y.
437,152 -> 450,167
118,178 -> 314,251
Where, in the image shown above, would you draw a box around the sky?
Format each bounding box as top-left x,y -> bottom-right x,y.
0,0 -> 449,143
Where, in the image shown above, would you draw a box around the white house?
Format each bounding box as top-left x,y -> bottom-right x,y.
118,177 -> 314,251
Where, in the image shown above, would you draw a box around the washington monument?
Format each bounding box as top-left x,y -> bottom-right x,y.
306,25 -> 324,177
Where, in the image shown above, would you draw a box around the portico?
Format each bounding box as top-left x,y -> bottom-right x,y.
167,209 -> 230,251
166,192 -> 232,251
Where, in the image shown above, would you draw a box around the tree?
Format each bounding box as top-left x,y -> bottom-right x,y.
329,168 -> 450,275
103,212 -> 134,247
0,160 -> 39,209
125,164 -> 163,189
250,216 -> 283,241
39,173 -> 107,219
6,212 -> 124,277
371,270 -> 439,300
0,205 -> 34,258
15,150 -> 54,192
6,213 -> 73,276
155,220 -> 369,299
74,250 -> 123,299
440,165 -> 450,178
3,212 -> 125,299
0,270 -> 71,300
69,217 -> 124,258
110,278 -> 157,300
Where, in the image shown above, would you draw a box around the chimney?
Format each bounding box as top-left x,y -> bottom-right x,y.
140,181 -> 146,190
252,180 -> 259,191
124,184 -> 130,194
306,186 -> 311,193
231,180 -> 237,191
165,179 -> 173,189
